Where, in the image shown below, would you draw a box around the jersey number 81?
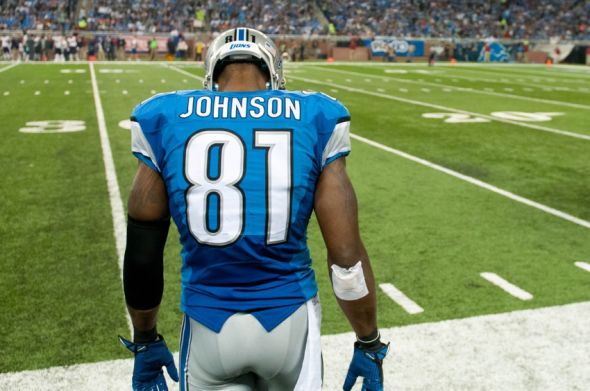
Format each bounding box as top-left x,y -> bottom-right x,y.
185,129 -> 292,246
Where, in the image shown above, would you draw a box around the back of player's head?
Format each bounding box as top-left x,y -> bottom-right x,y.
204,28 -> 285,91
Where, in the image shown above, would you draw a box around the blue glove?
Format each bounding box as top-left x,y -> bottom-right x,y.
119,334 -> 179,391
343,336 -> 390,391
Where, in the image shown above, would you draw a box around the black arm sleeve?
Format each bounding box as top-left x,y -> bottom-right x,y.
123,215 -> 170,310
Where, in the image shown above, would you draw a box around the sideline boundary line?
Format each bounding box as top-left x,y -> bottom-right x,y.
89,62 -> 133,334
349,133 -> 590,230
157,65 -> 590,229
0,63 -> 18,73
287,74 -> 590,141
311,66 -> 590,110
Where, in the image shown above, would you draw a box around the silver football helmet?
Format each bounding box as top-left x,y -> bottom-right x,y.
203,27 -> 285,90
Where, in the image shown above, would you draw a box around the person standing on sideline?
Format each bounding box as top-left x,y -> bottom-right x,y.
149,37 -> 158,60
119,27 -> 389,391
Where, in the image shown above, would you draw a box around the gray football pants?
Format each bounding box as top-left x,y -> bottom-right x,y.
179,297 -> 323,390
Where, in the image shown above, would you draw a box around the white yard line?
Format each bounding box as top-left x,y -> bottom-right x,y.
480,272 -> 533,300
167,65 -> 205,81
2,301 -> 589,390
349,133 -> 590,230
89,62 -> 132,334
574,261 -> 590,273
379,283 -> 424,314
310,66 -> 590,110
0,63 -> 18,73
288,74 -> 590,141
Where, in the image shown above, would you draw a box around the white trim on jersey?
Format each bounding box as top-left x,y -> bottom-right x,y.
321,120 -> 351,168
130,120 -> 160,172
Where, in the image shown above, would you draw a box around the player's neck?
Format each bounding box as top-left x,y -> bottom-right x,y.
217,64 -> 268,92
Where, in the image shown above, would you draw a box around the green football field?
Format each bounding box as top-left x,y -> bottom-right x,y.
1,61 -> 589,376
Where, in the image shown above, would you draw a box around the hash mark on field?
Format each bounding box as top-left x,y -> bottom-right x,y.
68,80 -> 73,84
64,90 -> 70,95
364,78 -> 372,82
504,88 -> 514,92
44,80 -> 49,84
399,88 -> 408,92
183,79 -> 188,83
377,88 -> 385,92
161,79 -> 166,83
20,80 -> 25,84
34,90 -> 40,95
480,272 -> 533,301
122,90 -> 128,95
3,91 -> 9,96
574,262 -> 590,273
421,88 -> 431,92
443,88 -> 453,92
379,283 -> 424,314
139,79 -> 144,83
150,89 -> 156,94
115,79 -> 120,83
345,78 -> 352,83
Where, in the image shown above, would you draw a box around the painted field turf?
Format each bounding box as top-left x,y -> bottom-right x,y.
0,62 -> 589,376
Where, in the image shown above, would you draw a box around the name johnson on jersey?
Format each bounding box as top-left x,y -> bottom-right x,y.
179,95 -> 301,120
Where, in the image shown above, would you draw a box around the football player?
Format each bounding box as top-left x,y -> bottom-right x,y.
120,27 -> 389,391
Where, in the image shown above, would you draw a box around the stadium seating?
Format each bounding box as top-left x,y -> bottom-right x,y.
0,0 -> 587,40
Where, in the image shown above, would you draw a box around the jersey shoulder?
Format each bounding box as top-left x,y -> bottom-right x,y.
131,90 -> 207,131
289,90 -> 349,123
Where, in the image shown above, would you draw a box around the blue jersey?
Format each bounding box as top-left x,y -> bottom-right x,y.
130,89 -> 351,332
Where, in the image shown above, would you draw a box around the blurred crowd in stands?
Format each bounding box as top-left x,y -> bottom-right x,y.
320,0 -> 589,40
1,0 -> 588,40
0,0 -> 588,63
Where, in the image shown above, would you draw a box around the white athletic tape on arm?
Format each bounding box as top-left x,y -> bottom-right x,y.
331,261 -> 369,301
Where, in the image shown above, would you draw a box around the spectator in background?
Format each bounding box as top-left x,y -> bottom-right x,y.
54,35 -> 65,62
68,34 -> 79,61
97,36 -> 106,61
166,37 -> 176,61
102,37 -> 115,61
25,34 -> 34,61
117,36 -> 126,60
11,35 -> 20,61
131,35 -> 139,61
194,38 -> 205,61
386,44 -> 396,62
2,35 -> 10,60
149,37 -> 158,61
177,37 -> 188,60
33,35 -> 42,61
45,34 -> 54,61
